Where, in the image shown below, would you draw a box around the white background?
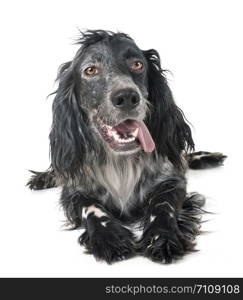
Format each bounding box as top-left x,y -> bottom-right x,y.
0,0 -> 243,277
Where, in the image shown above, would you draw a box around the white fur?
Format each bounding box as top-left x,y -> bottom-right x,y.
101,221 -> 109,227
82,205 -> 107,219
150,215 -> 156,223
93,155 -> 143,210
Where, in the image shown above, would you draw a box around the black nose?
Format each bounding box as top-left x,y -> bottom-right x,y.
112,89 -> 140,110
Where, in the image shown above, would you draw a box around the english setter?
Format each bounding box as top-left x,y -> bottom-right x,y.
28,30 -> 226,263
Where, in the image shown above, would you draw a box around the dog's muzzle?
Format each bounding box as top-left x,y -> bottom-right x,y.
96,118 -> 155,153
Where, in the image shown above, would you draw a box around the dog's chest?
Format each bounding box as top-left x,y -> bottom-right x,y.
91,155 -> 175,211
94,157 -> 143,207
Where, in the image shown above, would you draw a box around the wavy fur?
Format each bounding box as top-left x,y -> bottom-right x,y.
28,30 -> 226,264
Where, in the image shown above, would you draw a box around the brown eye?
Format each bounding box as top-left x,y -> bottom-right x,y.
84,66 -> 98,76
131,61 -> 143,71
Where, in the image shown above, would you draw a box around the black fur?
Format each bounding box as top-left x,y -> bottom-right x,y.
27,30 -> 226,264
27,169 -> 57,190
186,151 -> 227,169
143,49 -> 194,169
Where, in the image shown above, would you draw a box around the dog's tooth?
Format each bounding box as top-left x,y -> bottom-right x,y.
115,135 -> 120,141
112,131 -> 119,140
111,131 -> 137,144
131,128 -> 139,137
120,137 -> 128,143
106,127 -> 113,136
125,138 -> 133,143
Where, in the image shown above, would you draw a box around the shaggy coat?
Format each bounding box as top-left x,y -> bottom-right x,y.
28,30 -> 226,263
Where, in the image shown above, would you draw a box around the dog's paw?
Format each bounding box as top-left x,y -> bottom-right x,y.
138,216 -> 194,263
139,228 -> 190,263
79,221 -> 135,264
145,230 -> 185,263
187,151 -> 227,169
27,170 -> 57,190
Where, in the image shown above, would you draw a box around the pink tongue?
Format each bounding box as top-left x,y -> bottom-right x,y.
136,121 -> 155,152
114,120 -> 155,153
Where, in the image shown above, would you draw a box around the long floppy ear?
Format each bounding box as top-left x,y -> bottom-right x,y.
143,49 -> 194,169
49,61 -> 91,179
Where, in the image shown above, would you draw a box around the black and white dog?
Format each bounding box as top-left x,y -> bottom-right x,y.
28,30 -> 226,263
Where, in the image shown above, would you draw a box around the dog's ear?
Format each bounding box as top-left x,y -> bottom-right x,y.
143,49 -> 194,168
49,61 -> 91,179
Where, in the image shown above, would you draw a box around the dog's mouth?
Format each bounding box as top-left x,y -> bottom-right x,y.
96,118 -> 155,153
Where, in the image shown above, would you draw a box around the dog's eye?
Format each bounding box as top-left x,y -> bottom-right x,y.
84,66 -> 98,76
131,61 -> 143,71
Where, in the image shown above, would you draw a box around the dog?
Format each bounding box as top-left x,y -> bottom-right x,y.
27,30 -> 226,263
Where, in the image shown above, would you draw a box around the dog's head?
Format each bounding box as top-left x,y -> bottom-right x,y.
50,30 -> 194,178
77,31 -> 153,154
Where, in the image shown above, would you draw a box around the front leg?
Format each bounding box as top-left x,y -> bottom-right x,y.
138,177 -> 201,263
61,189 -> 134,263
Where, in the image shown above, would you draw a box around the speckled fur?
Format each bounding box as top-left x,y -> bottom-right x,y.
27,30 -> 226,264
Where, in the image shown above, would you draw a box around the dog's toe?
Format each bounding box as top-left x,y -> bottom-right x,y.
188,151 -> 227,169
79,222 -> 135,264
27,170 -> 57,190
146,233 -> 184,263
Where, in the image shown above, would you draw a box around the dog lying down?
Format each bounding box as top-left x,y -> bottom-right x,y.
28,30 -> 226,264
